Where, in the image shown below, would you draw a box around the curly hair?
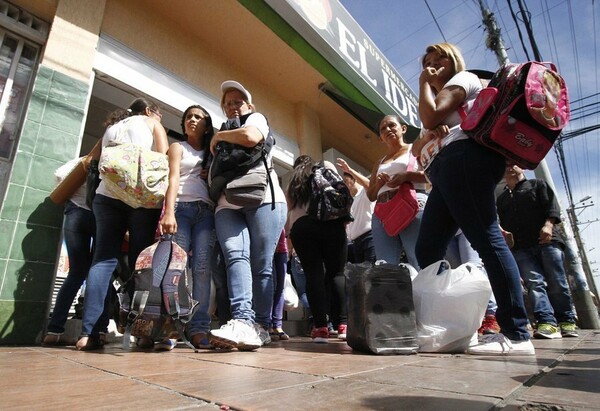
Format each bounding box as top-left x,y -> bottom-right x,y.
103,97 -> 160,128
287,154 -> 315,208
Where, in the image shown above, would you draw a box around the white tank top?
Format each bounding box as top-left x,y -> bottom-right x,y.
176,141 -> 211,205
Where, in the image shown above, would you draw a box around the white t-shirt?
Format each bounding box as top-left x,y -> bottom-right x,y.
176,141 -> 212,205
419,71 -> 482,170
215,112 -> 286,213
346,186 -> 375,241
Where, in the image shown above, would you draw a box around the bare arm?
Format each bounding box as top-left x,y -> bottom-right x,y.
210,125 -> 263,155
147,117 -> 169,154
159,143 -> 182,235
419,67 -> 466,129
366,160 -> 386,201
336,158 -> 370,188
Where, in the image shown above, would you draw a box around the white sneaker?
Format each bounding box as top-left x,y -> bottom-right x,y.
210,319 -> 262,351
254,324 -> 271,346
466,333 -> 535,356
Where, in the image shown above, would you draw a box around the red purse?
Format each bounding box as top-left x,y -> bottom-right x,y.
374,155 -> 419,237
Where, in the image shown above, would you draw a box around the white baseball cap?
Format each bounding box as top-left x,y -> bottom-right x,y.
220,80 -> 252,104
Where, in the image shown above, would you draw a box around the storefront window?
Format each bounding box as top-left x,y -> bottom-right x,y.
0,31 -> 38,159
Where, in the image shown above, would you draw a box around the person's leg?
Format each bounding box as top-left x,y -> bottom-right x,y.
290,217 -> 328,329
321,220 -> 348,332
81,195 -> 128,338
539,243 -> 576,324
271,252 -> 287,329
214,208 -> 254,322
211,241 -> 230,325
371,214 -> 403,265
175,201 -> 216,337
355,230 -> 376,264
415,184 -> 458,269
436,140 -> 530,342
398,196 -> 425,270
290,255 -> 309,310
47,202 -> 95,334
513,247 -> 557,325
245,203 -> 287,329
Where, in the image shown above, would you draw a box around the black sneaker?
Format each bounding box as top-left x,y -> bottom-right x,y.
559,322 -> 579,338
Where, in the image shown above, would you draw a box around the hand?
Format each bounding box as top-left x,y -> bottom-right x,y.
539,224 -> 553,244
160,213 -> 177,235
210,132 -> 222,155
388,172 -> 407,188
420,66 -> 444,85
336,158 -> 350,173
376,172 -> 391,187
200,168 -> 209,180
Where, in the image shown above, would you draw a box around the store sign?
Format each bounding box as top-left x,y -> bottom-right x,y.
265,0 -> 420,129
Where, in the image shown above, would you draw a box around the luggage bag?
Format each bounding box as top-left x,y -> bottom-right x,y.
345,262 -> 419,355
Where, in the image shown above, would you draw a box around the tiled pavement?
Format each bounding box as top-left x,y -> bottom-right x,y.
1,330 -> 599,410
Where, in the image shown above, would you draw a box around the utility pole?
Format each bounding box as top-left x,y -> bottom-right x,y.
477,0 -> 600,327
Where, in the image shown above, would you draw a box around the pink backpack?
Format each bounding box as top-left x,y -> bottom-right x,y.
460,62 -> 570,169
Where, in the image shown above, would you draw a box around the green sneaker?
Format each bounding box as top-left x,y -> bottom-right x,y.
533,323 -> 562,339
559,322 -> 579,338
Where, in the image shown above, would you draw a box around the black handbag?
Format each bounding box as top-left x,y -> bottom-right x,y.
85,159 -> 101,208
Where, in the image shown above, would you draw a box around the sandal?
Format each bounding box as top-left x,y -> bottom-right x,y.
42,332 -> 73,346
75,335 -> 104,351
191,333 -> 214,349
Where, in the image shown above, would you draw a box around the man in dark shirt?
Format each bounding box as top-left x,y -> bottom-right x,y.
497,165 -> 578,339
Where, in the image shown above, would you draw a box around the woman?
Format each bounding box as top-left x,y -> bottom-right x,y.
366,115 -> 428,269
76,97 -> 168,351
209,80 -> 287,351
412,42 -> 533,355
287,155 -> 348,343
160,105 -> 216,349
43,158 -> 98,346
270,229 -> 289,341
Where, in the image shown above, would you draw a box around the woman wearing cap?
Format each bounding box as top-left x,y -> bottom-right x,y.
413,42 -> 533,355
366,114 -> 428,269
208,80 -> 287,351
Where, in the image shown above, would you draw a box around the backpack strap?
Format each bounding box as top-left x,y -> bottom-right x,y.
122,290 -> 149,349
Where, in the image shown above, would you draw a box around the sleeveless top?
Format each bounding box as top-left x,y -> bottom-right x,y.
176,141 -> 211,205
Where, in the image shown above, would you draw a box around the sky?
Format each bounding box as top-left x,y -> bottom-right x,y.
339,0 -> 600,289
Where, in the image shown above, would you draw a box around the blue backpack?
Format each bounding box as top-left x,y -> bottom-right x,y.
307,163 -> 353,222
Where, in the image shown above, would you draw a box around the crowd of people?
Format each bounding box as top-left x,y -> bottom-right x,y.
43,42 -> 581,357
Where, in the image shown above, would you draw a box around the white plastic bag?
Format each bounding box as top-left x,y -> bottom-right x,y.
283,273 -> 299,310
412,260 -> 492,353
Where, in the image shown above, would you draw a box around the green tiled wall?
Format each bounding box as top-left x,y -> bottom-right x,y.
0,65 -> 90,344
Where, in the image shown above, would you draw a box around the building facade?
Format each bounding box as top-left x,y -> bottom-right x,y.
0,0 -> 419,344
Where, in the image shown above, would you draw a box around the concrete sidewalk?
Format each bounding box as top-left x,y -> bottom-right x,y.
1,330 -> 599,410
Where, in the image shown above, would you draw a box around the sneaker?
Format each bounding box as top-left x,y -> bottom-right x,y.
467,333 -> 535,356
337,324 -> 347,340
534,323 -> 562,339
478,315 -> 500,335
254,324 -> 271,346
210,319 -> 262,351
311,326 -> 330,343
155,339 -> 176,351
559,322 -> 579,338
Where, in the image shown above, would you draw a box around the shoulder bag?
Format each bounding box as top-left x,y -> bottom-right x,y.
373,154 -> 419,237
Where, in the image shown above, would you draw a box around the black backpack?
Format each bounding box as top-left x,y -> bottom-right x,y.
118,234 -> 198,349
307,162 -> 353,222
208,113 -> 275,204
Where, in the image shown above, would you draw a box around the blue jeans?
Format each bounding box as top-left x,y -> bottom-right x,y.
371,192 -> 426,269
513,243 -> 576,325
173,200 -> 216,336
416,139 -> 530,341
351,230 -> 376,263
211,241 -> 231,325
214,202 -> 286,328
47,201 -> 96,334
81,194 -> 161,337
271,252 -> 287,328
290,255 -> 310,310
445,230 -> 497,315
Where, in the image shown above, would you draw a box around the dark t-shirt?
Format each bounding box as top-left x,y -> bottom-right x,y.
496,178 -> 563,250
